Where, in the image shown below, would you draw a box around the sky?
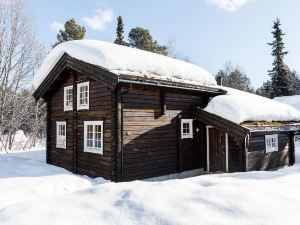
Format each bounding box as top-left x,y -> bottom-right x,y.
27,0 -> 300,88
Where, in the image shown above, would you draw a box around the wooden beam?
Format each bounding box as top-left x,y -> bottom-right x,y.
72,71 -> 78,174
244,134 -> 249,172
225,133 -> 229,172
46,98 -> 51,164
289,132 -> 295,166
206,125 -> 212,172
160,88 -> 166,115
177,115 -> 182,173
116,86 -> 123,182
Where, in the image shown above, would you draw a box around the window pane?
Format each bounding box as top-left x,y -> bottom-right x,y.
183,122 -> 190,134
95,140 -> 101,149
67,89 -> 73,106
79,85 -> 89,106
86,125 -> 93,147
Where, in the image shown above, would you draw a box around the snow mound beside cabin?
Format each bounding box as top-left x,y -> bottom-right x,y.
33,40 -> 216,89
274,95 -> 300,112
204,87 -> 300,124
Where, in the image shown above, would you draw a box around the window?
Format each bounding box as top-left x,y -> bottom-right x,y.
181,119 -> 193,139
265,134 -> 278,152
56,122 -> 66,149
77,82 -> 89,110
64,85 -> 73,111
84,121 -> 103,154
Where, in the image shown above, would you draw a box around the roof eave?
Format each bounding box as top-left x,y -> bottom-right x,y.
118,74 -> 225,95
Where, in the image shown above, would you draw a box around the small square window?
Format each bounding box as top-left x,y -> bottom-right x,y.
64,86 -> 73,111
77,82 -> 89,110
265,134 -> 278,152
181,119 -> 193,139
56,121 -> 66,149
84,121 -> 103,154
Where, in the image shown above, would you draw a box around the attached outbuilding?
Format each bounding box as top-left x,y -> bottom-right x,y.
33,40 -> 300,181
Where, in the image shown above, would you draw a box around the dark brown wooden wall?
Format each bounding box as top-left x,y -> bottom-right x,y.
46,70 -> 114,180
120,84 -> 209,181
228,135 -> 244,172
247,132 -> 292,171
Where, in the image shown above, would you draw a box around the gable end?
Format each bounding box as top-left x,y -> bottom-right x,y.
33,53 -> 118,100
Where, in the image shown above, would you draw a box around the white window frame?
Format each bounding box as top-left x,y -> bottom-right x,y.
56,121 -> 66,149
77,81 -> 89,110
84,121 -> 103,154
265,134 -> 278,153
181,119 -> 193,139
64,85 -> 73,111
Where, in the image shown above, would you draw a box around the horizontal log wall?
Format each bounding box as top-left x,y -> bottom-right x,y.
46,70 -> 114,179
121,84 -> 209,181
247,132 -> 291,171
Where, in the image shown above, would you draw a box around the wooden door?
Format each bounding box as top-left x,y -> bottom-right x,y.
209,128 -> 226,172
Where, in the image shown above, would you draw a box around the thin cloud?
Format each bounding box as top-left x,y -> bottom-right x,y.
50,22 -> 64,32
82,9 -> 114,31
207,0 -> 254,12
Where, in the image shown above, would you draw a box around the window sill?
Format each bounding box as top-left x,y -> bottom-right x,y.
266,149 -> 278,153
77,108 -> 89,111
84,148 -> 103,154
181,134 -> 193,139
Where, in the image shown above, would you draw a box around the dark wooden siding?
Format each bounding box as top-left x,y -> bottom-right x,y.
48,72 -> 74,172
247,132 -> 291,171
46,70 -> 114,180
121,84 -> 209,181
228,135 -> 244,172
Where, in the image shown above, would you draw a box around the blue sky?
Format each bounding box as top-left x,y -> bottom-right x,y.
27,0 -> 300,88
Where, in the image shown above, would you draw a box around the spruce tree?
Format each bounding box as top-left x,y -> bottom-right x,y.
114,16 -> 127,46
53,18 -> 86,47
128,27 -> 168,55
268,18 -> 290,97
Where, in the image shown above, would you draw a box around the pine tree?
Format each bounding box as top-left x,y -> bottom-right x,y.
53,18 -> 86,47
114,16 -> 127,46
268,18 -> 290,97
128,27 -> 168,55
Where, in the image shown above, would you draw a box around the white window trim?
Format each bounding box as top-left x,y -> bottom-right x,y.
265,134 -> 278,153
84,121 -> 103,154
64,85 -> 73,111
77,81 -> 89,110
181,119 -> 193,139
56,121 -> 66,149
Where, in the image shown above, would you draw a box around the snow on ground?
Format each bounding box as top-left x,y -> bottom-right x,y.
33,40 -> 216,89
204,86 -> 300,124
274,95 -> 300,112
1,148 -> 300,225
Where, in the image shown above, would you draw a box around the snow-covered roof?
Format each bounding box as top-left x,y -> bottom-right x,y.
204,87 -> 300,124
33,40 -> 216,89
274,95 -> 300,112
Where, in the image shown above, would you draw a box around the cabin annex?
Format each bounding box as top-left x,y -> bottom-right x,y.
33,40 -> 300,182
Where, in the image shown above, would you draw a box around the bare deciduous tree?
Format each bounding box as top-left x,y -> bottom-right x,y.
0,0 -> 45,152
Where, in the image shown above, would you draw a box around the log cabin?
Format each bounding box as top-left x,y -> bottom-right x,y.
33,40 -> 300,182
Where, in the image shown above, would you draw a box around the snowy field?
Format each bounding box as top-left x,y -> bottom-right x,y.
0,148 -> 300,225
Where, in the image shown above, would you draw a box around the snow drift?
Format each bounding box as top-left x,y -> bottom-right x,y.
1,148 -> 300,225
33,40 -> 216,89
274,95 -> 300,112
204,87 -> 300,124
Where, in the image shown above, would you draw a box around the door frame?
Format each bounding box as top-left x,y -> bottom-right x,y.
206,125 -> 229,172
